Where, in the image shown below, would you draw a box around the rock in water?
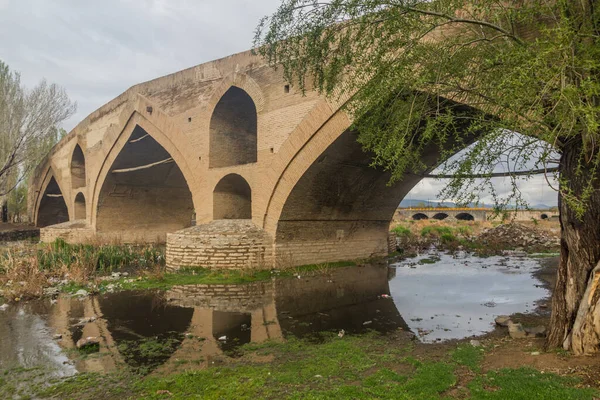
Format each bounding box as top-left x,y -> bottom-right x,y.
76,337 -> 100,350
495,315 -> 512,327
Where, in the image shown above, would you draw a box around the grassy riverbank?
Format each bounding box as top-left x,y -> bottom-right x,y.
3,331 -> 598,399
0,239 -> 358,301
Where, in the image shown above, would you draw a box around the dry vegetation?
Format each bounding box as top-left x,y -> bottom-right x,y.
0,239 -> 164,301
390,218 -> 561,255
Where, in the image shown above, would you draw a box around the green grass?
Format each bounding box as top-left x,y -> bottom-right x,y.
391,225 -> 412,237
421,226 -> 454,237
35,239 -> 164,272
25,333 -> 599,400
451,344 -> 484,372
469,368 -> 598,399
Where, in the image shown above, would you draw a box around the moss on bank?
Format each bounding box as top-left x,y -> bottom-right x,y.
16,333 -> 597,400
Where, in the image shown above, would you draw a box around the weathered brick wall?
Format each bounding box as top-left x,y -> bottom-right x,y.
40,221 -> 95,243
274,220 -> 389,267
166,220 -> 273,270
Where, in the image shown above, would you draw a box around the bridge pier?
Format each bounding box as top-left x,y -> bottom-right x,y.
166,220 -> 273,271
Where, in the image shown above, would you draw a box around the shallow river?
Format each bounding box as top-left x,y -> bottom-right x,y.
0,251 -> 549,377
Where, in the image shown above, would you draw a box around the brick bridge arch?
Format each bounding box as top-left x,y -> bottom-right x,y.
29,49 -> 483,267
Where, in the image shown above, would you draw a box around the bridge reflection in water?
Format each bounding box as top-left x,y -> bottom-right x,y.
43,264 -> 407,375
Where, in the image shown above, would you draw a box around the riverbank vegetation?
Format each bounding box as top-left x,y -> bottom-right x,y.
390,219 -> 560,256
0,239 -> 357,301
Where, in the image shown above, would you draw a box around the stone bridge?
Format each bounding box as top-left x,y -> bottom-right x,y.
395,208 -> 559,222
29,49 -> 481,270
396,208 -> 488,222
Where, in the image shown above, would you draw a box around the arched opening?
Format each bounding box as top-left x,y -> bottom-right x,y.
213,174 -> 252,220
209,87 -> 257,168
275,130 -> 427,265
71,144 -> 86,189
74,192 -> 86,220
412,213 -> 429,221
432,213 -> 449,220
272,99 -> 486,266
37,176 -> 69,227
96,125 -> 194,242
540,213 -> 549,220
456,213 -> 475,221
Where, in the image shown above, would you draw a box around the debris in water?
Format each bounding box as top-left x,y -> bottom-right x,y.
76,336 -> 100,350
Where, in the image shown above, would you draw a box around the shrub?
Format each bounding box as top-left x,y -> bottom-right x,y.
391,225 -> 412,237
421,226 -> 453,237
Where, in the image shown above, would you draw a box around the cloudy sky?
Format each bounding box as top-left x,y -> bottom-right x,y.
0,0 -> 558,207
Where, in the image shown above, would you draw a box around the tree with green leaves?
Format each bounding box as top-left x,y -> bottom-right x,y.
254,0 -> 600,353
0,61 -> 75,219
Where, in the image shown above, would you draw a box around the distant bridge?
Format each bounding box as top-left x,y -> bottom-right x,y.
396,208 -> 559,222
396,208 -> 487,221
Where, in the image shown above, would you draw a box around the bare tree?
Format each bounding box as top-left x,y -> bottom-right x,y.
0,61 -> 76,199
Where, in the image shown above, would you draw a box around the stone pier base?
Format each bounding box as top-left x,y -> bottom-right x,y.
40,220 -> 95,243
166,220 -> 273,271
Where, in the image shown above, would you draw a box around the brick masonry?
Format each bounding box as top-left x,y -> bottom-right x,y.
166,219 -> 273,270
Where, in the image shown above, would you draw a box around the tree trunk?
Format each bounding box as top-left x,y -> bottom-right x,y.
546,140 -> 600,354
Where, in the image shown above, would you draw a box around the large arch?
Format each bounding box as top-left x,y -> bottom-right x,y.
37,176 -> 69,227
95,124 -> 194,242
213,174 -> 252,220
209,86 -> 257,168
71,144 -> 86,189
74,192 -> 86,220
433,213 -> 449,220
412,213 -> 429,221
273,130 -> 427,265
269,98 -> 484,266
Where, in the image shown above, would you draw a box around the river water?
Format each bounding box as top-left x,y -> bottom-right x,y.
0,251 -> 549,378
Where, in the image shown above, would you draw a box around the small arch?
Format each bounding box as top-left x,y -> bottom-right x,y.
74,192 -> 86,220
209,86 -> 257,168
540,213 -> 549,220
71,144 -> 86,189
412,213 -> 429,221
213,174 -> 252,220
37,176 -> 69,227
432,213 -> 449,220
456,213 -> 475,221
